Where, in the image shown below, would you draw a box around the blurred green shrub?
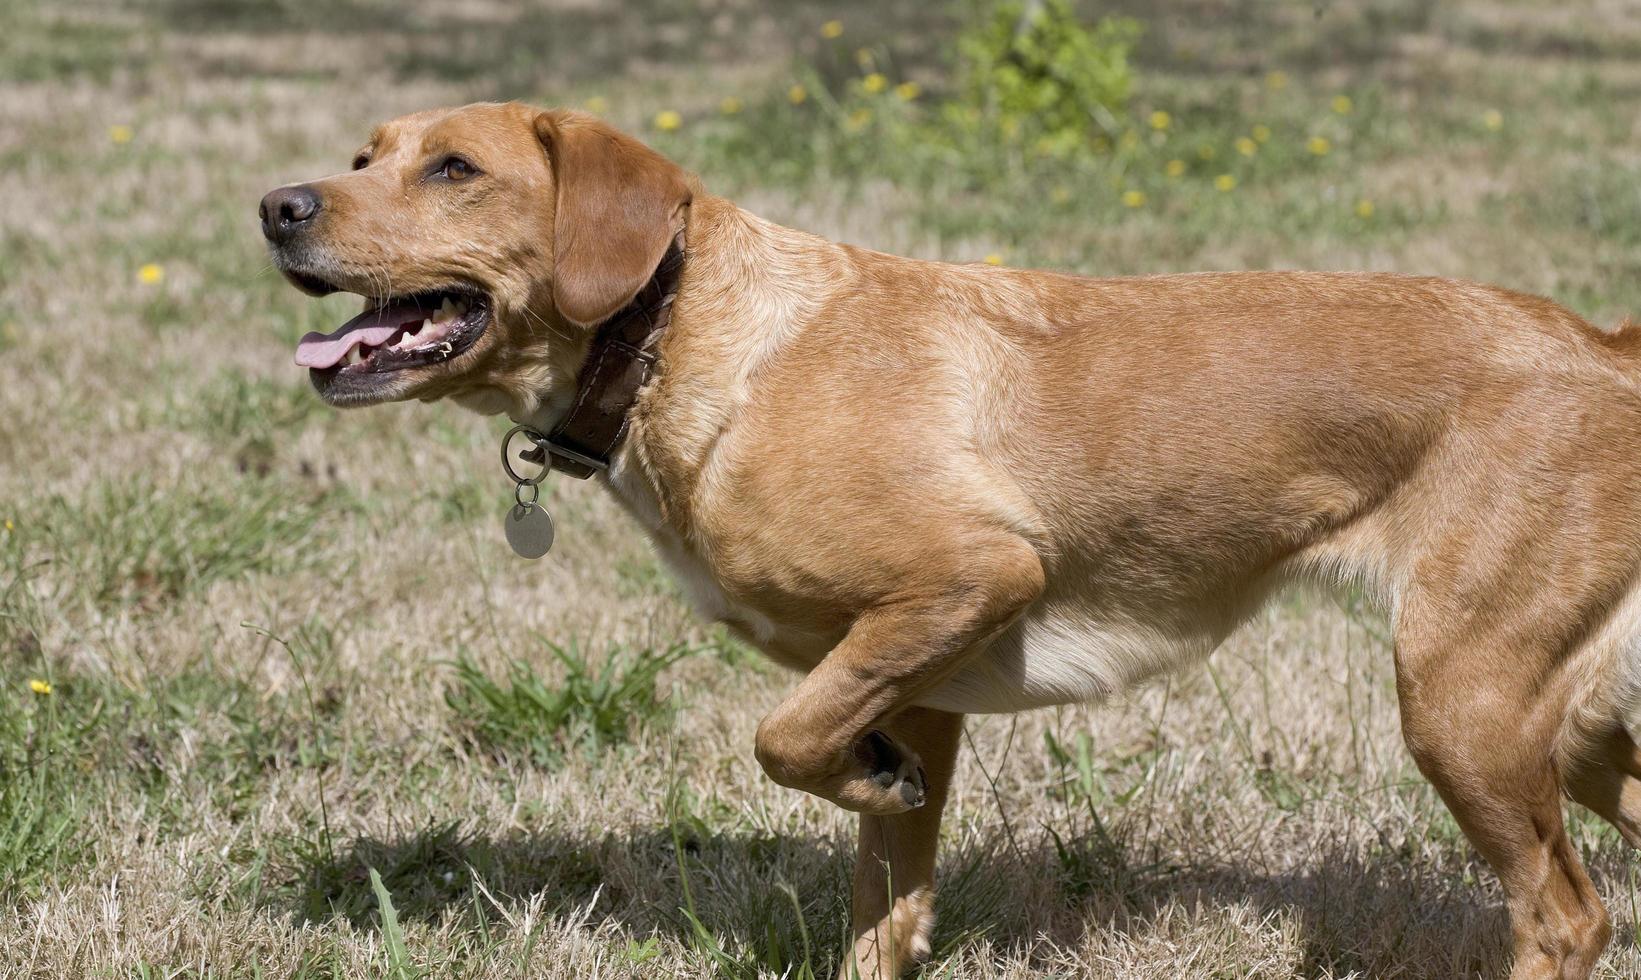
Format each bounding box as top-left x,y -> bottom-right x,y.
953,0 -> 1141,157
655,1 -> 1394,261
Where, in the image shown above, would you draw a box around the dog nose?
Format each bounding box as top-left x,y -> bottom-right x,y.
259,185 -> 322,243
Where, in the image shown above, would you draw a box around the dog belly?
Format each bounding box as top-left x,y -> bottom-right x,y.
914,607 -> 1214,714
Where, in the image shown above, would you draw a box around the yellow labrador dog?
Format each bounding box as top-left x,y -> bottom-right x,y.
261,101 -> 1641,980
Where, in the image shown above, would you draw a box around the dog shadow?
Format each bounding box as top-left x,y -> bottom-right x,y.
268,815 -> 1635,977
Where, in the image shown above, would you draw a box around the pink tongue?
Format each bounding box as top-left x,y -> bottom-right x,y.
294,300 -> 431,369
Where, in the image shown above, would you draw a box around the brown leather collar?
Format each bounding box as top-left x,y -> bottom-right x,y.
520,232 -> 685,479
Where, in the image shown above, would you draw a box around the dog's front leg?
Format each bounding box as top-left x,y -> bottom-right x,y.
840,706 -> 962,980
753,534 -> 1042,814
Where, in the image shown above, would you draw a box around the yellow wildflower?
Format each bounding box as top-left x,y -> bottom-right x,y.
1121,189 -> 1146,208
1307,136 -> 1331,156
1214,174 -> 1237,192
110,124 -> 134,144
3,518 -> 12,532
1149,110 -> 1171,131
1251,123 -> 1272,143
787,84 -> 808,105
1235,137 -> 1257,156
653,110 -> 682,132
719,97 -> 743,115
1265,70 -> 1288,91
845,108 -> 872,131
1165,159 -> 1186,178
29,679 -> 51,696
862,73 -> 887,94
1355,198 -> 1375,219
894,81 -> 920,101
584,96 -> 608,114
1483,109 -> 1504,131
821,19 -> 844,38
1331,94 -> 1353,114
138,263 -> 164,284
1118,130 -> 1139,150
855,48 -> 874,69
1197,143 -> 1217,161
983,253 -> 1003,266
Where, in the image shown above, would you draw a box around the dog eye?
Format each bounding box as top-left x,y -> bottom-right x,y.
440,157 -> 477,181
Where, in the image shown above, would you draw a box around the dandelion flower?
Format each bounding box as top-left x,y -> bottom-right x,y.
1265,71 -> 1288,91
653,110 -> 682,132
1355,199 -> 1375,218
110,124 -> 134,144
1118,130 -> 1139,150
1149,110 -> 1171,131
1165,159 -> 1186,178
1483,109 -> 1504,131
3,518 -> 12,532
856,48 -> 874,68
138,263 -> 164,284
1331,95 -> 1354,115
845,108 -> 872,131
29,679 -> 51,696
1214,174 -> 1237,192
787,84 -> 808,105
983,253 -> 1003,266
821,19 -> 844,38
719,97 -> 742,115
585,96 -> 609,114
862,73 -> 887,94
1251,124 -> 1272,143
1121,189 -> 1146,208
1235,137 -> 1257,156
1306,136 -> 1331,156
894,81 -> 920,101
1197,143 -> 1217,161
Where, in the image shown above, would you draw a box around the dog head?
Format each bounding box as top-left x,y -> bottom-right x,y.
261,101 -> 692,415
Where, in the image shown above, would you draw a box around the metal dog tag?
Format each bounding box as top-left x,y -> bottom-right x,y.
504,501 -> 555,559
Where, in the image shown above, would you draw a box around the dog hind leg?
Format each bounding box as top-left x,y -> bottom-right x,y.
1396,635 -> 1611,980
1563,723 -> 1641,849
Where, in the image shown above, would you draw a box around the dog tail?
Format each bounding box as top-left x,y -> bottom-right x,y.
1598,316 -> 1641,360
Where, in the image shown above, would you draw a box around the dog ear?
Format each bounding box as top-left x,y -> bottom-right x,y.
534,111 -> 692,327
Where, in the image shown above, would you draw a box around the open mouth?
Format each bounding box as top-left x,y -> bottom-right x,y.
293,287 -> 491,381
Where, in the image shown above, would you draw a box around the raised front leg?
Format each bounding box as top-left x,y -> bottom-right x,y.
839,707 -> 963,980
753,534 -> 1041,815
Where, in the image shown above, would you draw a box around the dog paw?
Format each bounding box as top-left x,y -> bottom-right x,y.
849,729 -> 927,811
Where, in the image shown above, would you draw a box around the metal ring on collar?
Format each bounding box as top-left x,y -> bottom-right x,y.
501,424 -> 551,486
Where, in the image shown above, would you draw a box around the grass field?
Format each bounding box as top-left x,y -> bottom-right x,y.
6,0 -> 1641,976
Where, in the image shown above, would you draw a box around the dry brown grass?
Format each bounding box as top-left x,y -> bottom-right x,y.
4,1 -> 1641,977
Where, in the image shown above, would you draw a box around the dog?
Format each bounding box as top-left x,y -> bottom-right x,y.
261,100 -> 1641,980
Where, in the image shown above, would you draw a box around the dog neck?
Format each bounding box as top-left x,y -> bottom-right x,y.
510,231 -> 687,480
602,196 -> 850,534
